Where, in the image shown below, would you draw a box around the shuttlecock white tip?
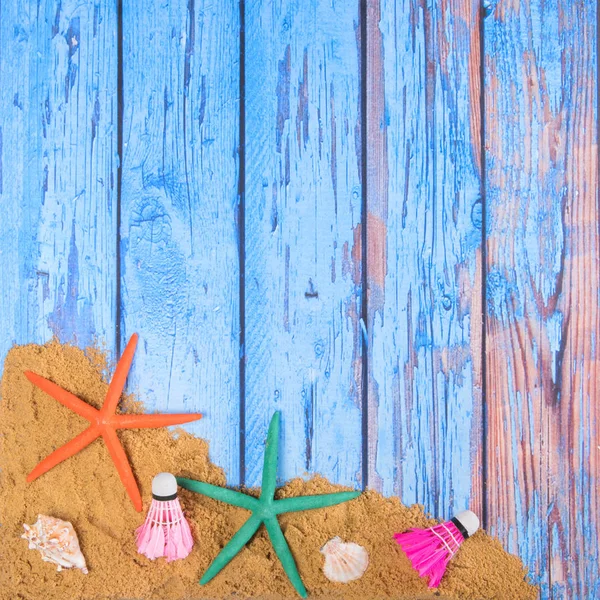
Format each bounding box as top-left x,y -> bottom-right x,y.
152,472 -> 178,499
454,510 -> 479,537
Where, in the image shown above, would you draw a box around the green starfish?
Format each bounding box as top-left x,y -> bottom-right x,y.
177,412 -> 360,598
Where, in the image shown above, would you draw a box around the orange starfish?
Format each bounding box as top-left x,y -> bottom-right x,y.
24,333 -> 202,512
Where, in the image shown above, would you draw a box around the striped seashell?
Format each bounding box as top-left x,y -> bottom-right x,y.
320,536 -> 369,583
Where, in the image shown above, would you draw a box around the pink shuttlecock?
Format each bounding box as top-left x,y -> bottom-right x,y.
136,472 -> 194,562
394,510 -> 479,588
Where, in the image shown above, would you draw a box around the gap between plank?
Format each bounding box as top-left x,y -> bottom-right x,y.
360,0 -> 369,492
479,1 -> 488,531
115,0 -> 124,358
238,0 -> 247,488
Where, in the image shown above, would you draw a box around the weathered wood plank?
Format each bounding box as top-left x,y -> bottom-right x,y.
0,0 -> 118,367
244,0 -> 363,488
366,0 -> 483,518
120,0 -> 241,482
484,0 -> 599,597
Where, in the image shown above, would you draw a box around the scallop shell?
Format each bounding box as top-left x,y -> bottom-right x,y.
320,536 -> 368,583
22,515 -> 88,574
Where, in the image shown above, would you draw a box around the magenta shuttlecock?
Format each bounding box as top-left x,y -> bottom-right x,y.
136,472 -> 194,562
394,510 -> 479,588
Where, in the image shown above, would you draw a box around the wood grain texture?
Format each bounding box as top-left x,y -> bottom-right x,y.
244,0 -> 363,488
2,2 -> 599,596
366,0 -> 483,518
484,0 -> 599,597
0,0 -> 118,366
120,0 -> 241,482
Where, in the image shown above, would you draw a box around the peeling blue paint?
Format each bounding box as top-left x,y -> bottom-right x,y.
0,0 -> 117,369
245,0 -> 362,489
0,2 -> 597,598
120,0 -> 241,483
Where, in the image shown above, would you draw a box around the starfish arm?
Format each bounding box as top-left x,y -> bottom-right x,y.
263,516 -> 307,598
274,490 -> 361,514
101,427 -> 142,512
116,413 -> 202,429
200,514 -> 262,585
176,477 -> 260,512
260,412 -> 280,501
103,333 -> 138,416
24,372 -> 99,422
27,425 -> 101,482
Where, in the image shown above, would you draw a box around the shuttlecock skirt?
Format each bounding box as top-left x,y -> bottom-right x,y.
136,498 -> 193,562
394,520 -> 465,588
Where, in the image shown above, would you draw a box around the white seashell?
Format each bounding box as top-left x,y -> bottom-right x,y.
22,515 -> 88,574
320,536 -> 369,583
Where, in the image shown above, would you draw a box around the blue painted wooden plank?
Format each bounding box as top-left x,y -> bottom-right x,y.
366,0 -> 483,520
0,0 -> 118,369
244,0 -> 363,488
120,0 -> 241,483
484,0 -> 599,597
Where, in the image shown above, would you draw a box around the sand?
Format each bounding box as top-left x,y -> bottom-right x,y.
0,340 -> 538,600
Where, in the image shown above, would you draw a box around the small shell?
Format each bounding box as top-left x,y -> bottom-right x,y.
22,515 -> 88,574
320,536 -> 368,583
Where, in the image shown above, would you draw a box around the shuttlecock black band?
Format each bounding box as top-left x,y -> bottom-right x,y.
451,517 -> 469,539
152,492 -> 178,501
